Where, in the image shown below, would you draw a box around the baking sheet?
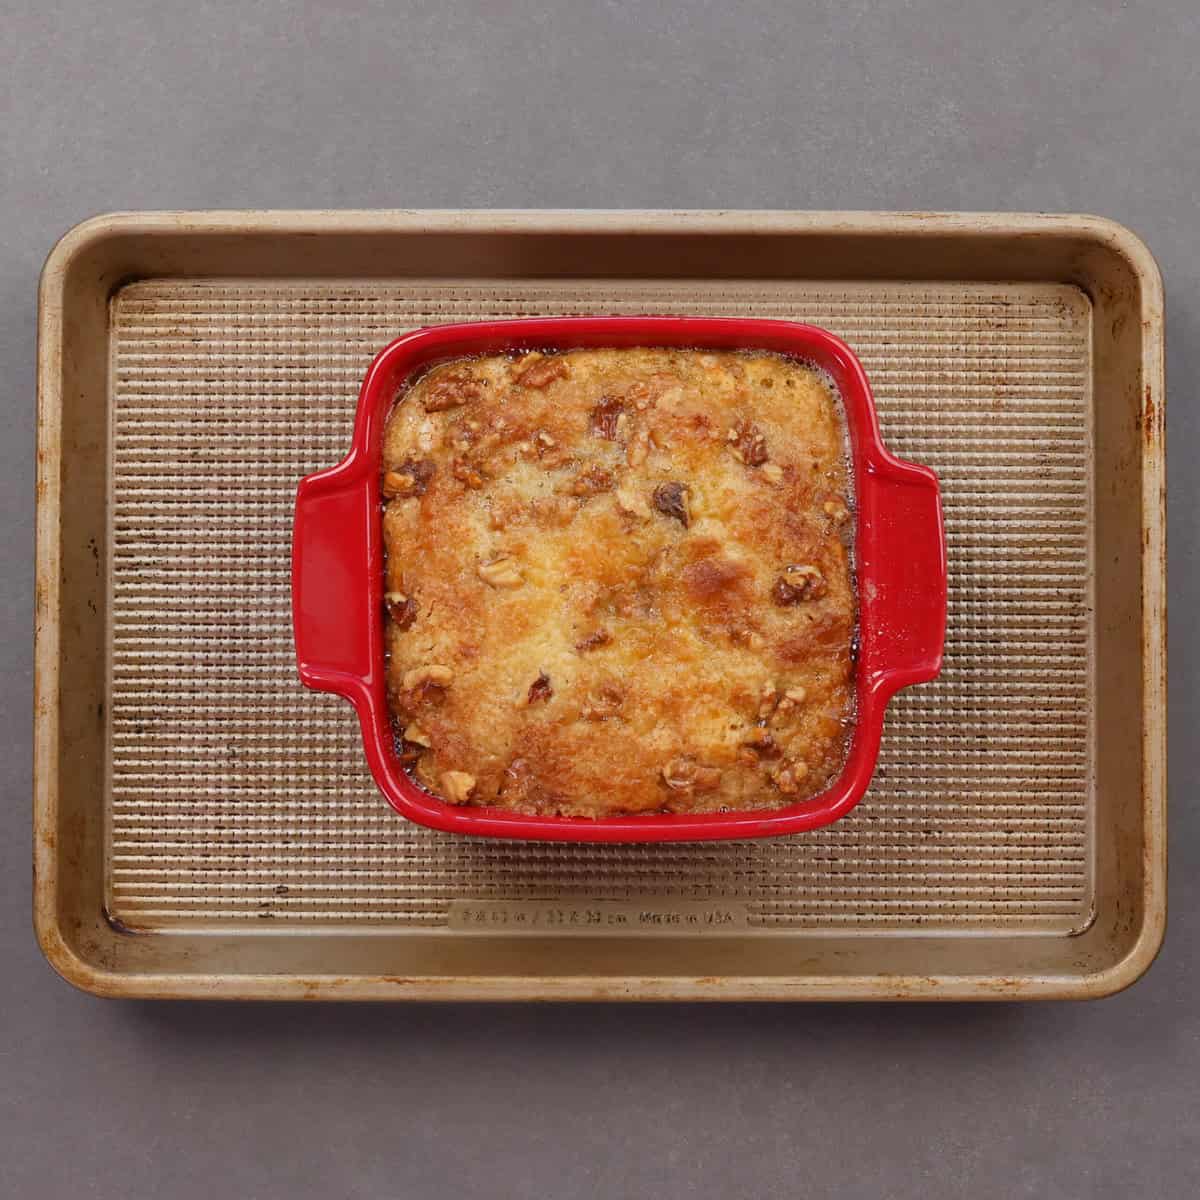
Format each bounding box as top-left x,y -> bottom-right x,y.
34,211 -> 1164,999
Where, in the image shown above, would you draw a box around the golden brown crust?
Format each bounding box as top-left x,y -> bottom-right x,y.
382,348 -> 855,817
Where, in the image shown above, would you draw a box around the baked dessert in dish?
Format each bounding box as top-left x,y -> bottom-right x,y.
381,347 -> 856,817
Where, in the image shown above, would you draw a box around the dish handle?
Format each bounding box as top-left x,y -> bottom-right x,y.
862,458 -> 947,698
291,458 -> 377,705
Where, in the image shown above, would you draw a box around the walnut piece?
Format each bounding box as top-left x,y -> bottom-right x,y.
478,556 -> 523,588
652,481 -> 691,527
661,757 -> 723,793
422,367 -> 483,412
382,458 -> 435,499
743,726 -> 781,758
569,466 -> 614,498
728,419 -> 768,466
590,397 -> 625,440
575,628 -> 612,654
452,457 -> 487,490
772,564 -> 827,605
823,498 -> 851,524
757,682 -> 779,721
582,681 -> 624,721
626,428 -> 651,466
761,462 -> 785,485
402,664 -> 453,691
614,486 -> 649,520
440,770 -> 476,804
773,761 -> 810,795
403,723 -> 432,747
385,591 -> 418,630
526,672 -> 553,705
515,355 -> 568,388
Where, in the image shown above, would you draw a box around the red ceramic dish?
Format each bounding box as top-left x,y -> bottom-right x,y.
292,318 -> 946,841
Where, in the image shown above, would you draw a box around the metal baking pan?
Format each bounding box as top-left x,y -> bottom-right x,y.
34,210 -> 1165,1000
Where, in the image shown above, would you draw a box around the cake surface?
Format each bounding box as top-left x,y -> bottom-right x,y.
382,347 -> 855,817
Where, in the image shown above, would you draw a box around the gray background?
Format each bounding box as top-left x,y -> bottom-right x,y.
2,1 -> 1195,1196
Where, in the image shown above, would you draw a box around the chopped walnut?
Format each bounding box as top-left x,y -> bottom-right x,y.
757,682 -> 780,721
568,465 -> 614,498
422,367 -> 483,412
382,458 -> 435,499
823,498 -> 851,524
728,419 -> 769,466
590,397 -> 625,440
625,380 -> 656,411
773,761 -> 810,795
535,429 -> 557,452
526,672 -> 553,705
478,556 -> 523,588
385,591 -> 418,630
661,757 -> 723,793
614,486 -> 649,520
440,770 -> 476,804
402,664 -> 453,691
743,726 -> 781,758
772,564 -> 827,605
403,723 -> 432,747
452,458 -> 487,490
761,462 -> 785,485
626,428 -> 651,467
652,481 -> 691,527
515,355 -> 568,388
575,628 -> 611,654
582,682 -> 624,721
784,686 -> 808,704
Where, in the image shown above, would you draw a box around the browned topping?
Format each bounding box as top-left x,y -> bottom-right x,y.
526,672 -> 553,705
478,556 -> 523,588
423,368 -> 483,412
652,481 -> 691,527
383,348 -> 855,817
569,465 -> 614,497
441,770 -> 477,804
682,554 -> 746,601
575,628 -> 612,654
772,564 -> 828,605
590,397 -> 625,440
728,419 -> 769,466
385,591 -> 418,630
516,355 -> 569,388
661,757 -> 723,793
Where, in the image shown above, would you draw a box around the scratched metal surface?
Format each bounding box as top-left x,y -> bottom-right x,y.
106,279 -> 1092,933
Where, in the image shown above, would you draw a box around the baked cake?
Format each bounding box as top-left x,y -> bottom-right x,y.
381,347 -> 855,816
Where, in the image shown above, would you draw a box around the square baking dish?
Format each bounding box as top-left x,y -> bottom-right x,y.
294,317 -> 946,840
34,210 -> 1164,999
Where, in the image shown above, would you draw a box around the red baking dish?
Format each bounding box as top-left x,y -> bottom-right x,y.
292,317 -> 945,841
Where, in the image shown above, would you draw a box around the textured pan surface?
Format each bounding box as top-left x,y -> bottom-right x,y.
106,278 -> 1093,933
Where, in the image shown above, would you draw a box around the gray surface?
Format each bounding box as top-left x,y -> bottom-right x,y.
1,0 -> 1195,1196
